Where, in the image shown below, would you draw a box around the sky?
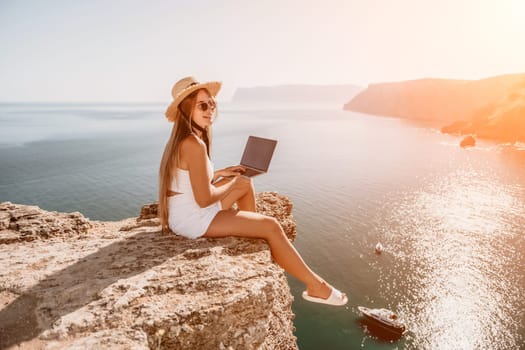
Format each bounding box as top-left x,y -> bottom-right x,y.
0,0 -> 524,102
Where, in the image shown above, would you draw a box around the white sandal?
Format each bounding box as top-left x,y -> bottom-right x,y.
302,287 -> 348,306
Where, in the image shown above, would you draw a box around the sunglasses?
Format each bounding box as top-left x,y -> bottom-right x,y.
196,100 -> 216,112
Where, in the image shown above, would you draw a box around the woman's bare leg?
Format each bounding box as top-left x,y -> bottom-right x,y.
204,210 -> 344,300
214,177 -> 256,212
235,178 -> 256,211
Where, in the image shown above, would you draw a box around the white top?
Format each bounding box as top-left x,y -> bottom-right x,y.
170,158 -> 214,194
167,158 -> 221,239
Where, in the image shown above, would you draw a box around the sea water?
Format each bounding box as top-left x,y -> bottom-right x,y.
1,102 -> 524,349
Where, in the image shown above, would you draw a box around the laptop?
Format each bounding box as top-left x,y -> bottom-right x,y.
239,136 -> 277,177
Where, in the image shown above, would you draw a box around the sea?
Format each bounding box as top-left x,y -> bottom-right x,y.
1,102 -> 524,349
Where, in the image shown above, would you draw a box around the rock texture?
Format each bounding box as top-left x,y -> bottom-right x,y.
0,192 -> 298,350
0,203 -> 91,245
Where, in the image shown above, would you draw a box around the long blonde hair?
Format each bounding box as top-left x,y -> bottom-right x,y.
158,88 -> 215,233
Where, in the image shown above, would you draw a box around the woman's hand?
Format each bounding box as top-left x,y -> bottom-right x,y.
219,165 -> 246,177
212,165 -> 246,185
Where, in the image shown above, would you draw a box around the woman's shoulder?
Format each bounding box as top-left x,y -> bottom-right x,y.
180,134 -> 206,154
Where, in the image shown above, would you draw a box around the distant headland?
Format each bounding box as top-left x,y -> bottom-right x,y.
343,73 -> 525,144
231,84 -> 362,106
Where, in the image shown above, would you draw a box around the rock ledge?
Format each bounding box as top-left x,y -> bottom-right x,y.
0,192 -> 297,349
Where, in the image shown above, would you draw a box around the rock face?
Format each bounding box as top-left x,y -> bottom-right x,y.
0,192 -> 298,349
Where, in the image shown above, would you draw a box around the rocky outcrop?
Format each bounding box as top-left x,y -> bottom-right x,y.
0,203 -> 91,244
459,135 -> 476,148
0,192 -> 298,349
344,73 -> 525,122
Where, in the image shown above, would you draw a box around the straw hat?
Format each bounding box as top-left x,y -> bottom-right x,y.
165,76 -> 222,122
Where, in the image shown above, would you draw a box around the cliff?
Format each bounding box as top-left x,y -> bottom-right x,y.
441,79 -> 525,143
0,192 -> 298,350
231,84 -> 362,106
344,73 -> 525,123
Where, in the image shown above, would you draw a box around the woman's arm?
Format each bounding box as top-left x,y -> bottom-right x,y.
181,136 -> 239,208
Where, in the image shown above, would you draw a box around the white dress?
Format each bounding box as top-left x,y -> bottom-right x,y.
168,159 -> 222,239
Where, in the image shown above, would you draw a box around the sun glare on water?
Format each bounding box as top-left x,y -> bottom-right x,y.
376,169 -> 525,349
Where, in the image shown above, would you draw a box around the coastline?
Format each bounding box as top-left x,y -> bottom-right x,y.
343,74 -> 525,145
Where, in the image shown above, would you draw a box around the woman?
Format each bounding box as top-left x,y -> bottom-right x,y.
158,76 -> 347,306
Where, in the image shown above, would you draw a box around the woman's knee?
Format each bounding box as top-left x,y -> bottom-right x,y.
242,177 -> 254,194
261,216 -> 283,239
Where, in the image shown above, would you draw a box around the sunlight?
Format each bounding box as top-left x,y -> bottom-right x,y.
380,168 -> 525,349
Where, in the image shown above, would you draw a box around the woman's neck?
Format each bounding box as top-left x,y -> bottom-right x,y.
191,123 -> 206,139
190,122 -> 209,156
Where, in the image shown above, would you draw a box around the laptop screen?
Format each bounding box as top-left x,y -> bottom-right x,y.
240,136 -> 277,172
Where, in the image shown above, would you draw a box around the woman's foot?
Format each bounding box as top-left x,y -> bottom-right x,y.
303,281 -> 348,306
306,280 -> 332,299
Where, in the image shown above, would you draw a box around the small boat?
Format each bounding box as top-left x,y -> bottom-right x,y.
358,306 -> 406,335
375,242 -> 383,254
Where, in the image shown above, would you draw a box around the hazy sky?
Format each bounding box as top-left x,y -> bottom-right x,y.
0,0 -> 524,102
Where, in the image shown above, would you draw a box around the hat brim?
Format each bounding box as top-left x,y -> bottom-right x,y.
165,81 -> 222,122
